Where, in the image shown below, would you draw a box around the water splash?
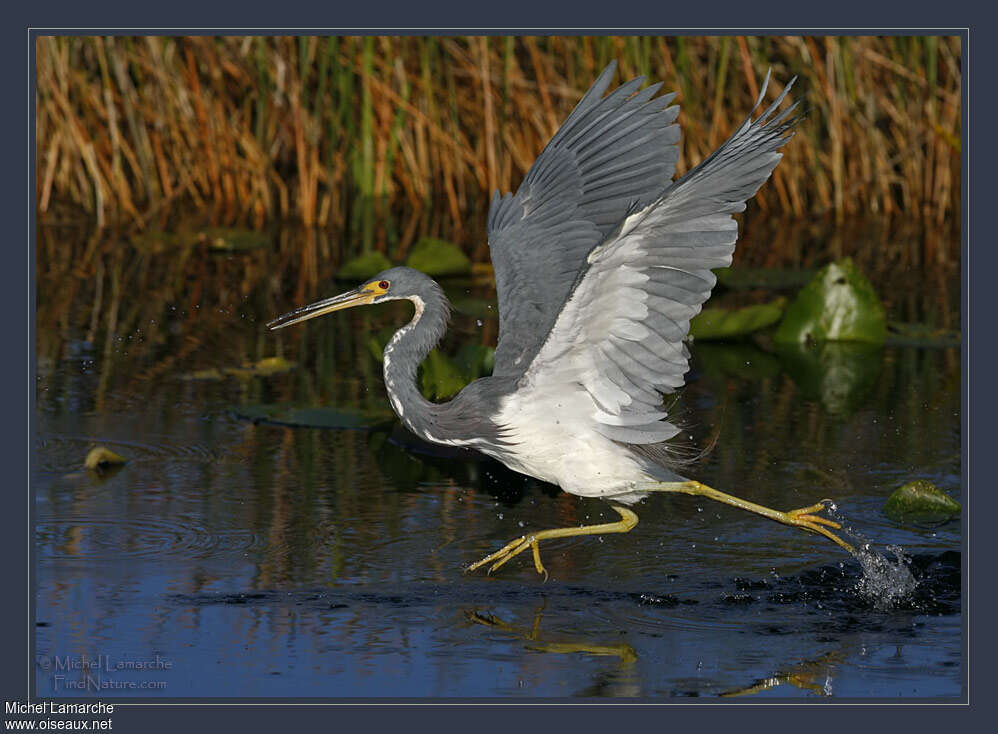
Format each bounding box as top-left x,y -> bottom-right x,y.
854,543 -> 918,608
825,504 -> 918,608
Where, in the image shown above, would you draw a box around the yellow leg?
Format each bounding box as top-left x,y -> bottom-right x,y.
466,505 -> 639,578
649,480 -> 855,554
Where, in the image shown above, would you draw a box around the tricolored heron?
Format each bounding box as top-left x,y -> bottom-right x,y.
268,62 -> 855,577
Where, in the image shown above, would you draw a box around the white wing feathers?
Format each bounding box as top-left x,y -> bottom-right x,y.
522,73 -> 800,446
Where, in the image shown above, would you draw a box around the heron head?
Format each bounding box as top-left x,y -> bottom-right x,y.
267,266 -> 437,331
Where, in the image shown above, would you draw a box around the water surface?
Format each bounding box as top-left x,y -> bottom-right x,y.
34,222 -> 962,698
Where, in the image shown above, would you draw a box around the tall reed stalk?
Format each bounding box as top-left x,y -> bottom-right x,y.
35,35 -> 962,262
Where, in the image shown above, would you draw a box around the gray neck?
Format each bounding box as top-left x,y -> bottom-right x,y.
382,286 -> 452,441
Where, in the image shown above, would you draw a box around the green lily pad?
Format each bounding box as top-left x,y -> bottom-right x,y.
405,237 -> 471,277
84,446 -> 127,472
690,299 -> 786,340
715,267 -> 817,290
234,404 -> 394,430
337,251 -> 392,281
419,349 -> 467,400
883,479 -> 960,521
774,259 -> 887,345
775,341 -> 883,415
200,227 -> 269,252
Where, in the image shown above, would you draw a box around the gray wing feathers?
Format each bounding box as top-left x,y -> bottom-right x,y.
529,72 -> 799,446
488,62 -> 682,377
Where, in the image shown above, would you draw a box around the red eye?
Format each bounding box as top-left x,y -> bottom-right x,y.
378,280 -> 390,289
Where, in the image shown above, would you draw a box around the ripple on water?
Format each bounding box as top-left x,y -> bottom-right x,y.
35,433 -> 223,474
35,516 -> 264,563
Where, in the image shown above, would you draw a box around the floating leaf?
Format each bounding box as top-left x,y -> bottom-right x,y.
405,237 -> 471,276
337,251 -> 392,281
84,446 -> 127,472
774,259 -> 887,345
690,299 -> 786,340
883,479 -> 960,521
234,404 -> 394,430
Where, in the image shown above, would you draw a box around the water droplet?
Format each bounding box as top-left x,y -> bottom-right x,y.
476,319 -> 483,327
497,513 -> 503,520
855,544 -> 918,608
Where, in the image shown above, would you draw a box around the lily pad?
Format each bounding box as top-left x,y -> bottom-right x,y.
234,404 -> 394,430
199,228 -> 269,252
84,446 -> 127,472
774,259 -> 887,345
883,479 -> 960,521
337,251 -> 392,281
405,237 -> 471,277
774,341 -> 883,415
690,299 -> 786,341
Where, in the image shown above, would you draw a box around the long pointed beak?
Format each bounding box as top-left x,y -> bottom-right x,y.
267,287 -> 376,330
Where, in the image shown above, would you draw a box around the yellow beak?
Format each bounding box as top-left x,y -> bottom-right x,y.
267,286 -> 377,331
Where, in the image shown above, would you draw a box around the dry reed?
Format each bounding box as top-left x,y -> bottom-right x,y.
35,35 -> 962,262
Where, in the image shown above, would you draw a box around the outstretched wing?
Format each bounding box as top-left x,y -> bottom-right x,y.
488,62 -> 681,378
520,74 -> 800,445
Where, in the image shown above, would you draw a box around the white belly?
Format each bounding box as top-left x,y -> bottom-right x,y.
490,382 -> 653,502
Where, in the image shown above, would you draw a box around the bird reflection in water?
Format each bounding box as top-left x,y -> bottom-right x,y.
466,603 -> 640,696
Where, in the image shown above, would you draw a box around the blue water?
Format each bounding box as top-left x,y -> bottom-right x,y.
34,229 -> 962,698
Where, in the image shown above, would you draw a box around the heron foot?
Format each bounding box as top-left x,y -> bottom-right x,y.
466,505 -> 639,578
776,500 -> 854,553
648,482 -> 856,555
466,535 -> 549,578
